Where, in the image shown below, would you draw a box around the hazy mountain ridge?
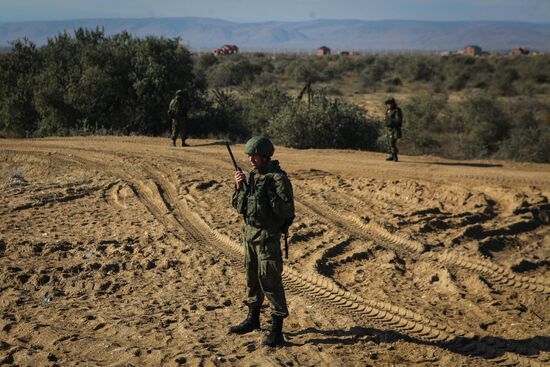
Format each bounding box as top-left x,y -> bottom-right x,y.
1,17 -> 549,51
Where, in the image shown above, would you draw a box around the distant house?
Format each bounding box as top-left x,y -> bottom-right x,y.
316,46 -> 331,56
460,45 -> 482,56
211,44 -> 239,56
510,47 -> 530,56
222,44 -> 239,54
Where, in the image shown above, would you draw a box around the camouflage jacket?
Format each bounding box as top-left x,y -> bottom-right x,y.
385,107 -> 403,130
168,96 -> 186,119
232,160 -> 294,241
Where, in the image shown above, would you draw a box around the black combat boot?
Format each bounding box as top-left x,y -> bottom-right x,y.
181,140 -> 188,147
228,305 -> 260,334
393,153 -> 399,162
262,315 -> 284,347
170,139 -> 176,147
385,155 -> 394,161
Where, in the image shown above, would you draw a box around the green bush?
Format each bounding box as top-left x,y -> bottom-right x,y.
207,59 -> 262,87
0,39 -> 40,137
400,93 -> 447,155
193,88 -> 248,141
267,90 -> 378,150
242,85 -> 290,136
495,97 -> 550,163
445,94 -> 509,158
0,28 -> 201,137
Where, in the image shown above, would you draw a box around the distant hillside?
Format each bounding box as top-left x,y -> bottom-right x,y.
1,17 -> 550,52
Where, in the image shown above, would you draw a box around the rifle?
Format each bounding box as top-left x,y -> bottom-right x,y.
226,141 -> 247,191
282,216 -> 294,260
284,229 -> 289,259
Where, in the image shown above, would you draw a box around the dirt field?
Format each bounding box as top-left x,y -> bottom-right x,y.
1,136 -> 549,367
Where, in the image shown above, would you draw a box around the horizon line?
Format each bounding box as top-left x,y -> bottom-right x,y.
1,16 -> 550,25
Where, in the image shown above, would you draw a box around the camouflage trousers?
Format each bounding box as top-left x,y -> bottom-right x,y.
386,128 -> 401,155
242,225 -> 288,318
171,118 -> 187,143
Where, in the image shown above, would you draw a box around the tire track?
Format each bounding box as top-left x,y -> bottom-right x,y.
297,194 -> 550,295
4,147 -> 547,366
139,160 -> 461,343
177,186 -> 547,367
292,158 -> 550,189
102,182 -> 128,209
141,159 -> 547,367
10,181 -> 117,212
152,151 -> 550,295
425,251 -> 550,292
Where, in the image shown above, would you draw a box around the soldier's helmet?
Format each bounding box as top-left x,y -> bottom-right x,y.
385,97 -> 396,105
244,136 -> 275,157
175,89 -> 183,96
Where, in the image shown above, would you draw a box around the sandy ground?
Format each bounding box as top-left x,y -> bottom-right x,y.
1,136 -> 549,367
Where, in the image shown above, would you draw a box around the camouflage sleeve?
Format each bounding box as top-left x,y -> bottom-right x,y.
231,186 -> 247,214
168,99 -> 176,115
268,173 -> 295,219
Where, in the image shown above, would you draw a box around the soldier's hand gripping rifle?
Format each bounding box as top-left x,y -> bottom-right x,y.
226,141 -> 247,191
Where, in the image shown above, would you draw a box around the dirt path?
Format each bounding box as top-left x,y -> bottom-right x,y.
1,136 -> 549,366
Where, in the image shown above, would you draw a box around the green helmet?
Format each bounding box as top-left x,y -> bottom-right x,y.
385,97 -> 396,105
244,136 -> 274,157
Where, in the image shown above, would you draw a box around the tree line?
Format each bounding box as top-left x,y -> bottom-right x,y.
1,28 -> 549,162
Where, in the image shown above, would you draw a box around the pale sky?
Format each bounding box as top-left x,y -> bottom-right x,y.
1,0 -> 550,23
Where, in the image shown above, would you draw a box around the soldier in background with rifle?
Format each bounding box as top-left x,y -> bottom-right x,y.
226,137 -> 295,347
168,89 -> 189,147
384,97 -> 403,162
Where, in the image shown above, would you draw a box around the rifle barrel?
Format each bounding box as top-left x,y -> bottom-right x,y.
225,141 -> 241,171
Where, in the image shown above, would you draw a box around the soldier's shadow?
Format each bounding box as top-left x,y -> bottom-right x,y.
284,326 -> 550,361
408,161 -> 503,168
188,141 -> 227,147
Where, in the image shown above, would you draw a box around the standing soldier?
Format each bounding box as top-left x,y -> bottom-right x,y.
168,90 -> 188,147
385,97 -> 403,162
229,136 -> 295,347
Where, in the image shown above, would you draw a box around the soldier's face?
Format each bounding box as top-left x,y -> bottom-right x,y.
248,154 -> 266,169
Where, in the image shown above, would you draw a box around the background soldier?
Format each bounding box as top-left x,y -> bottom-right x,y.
168,90 -> 188,147
385,97 -> 403,162
229,136 -> 295,347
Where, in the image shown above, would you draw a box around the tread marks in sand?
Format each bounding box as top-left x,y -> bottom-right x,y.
297,195 -> 550,295
9,148 -> 547,367
141,159 -> 546,367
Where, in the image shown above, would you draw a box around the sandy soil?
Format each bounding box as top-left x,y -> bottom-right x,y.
1,136 -> 549,367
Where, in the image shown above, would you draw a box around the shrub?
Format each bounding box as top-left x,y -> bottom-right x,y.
195,88 -> 248,141
267,90 -> 378,150
0,39 -> 40,137
242,85 -> 291,136
1,28 -> 201,137
495,97 -> 550,162
445,94 -> 509,158
397,94 -> 447,155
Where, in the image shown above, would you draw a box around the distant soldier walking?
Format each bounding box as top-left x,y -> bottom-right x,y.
385,97 -> 403,162
228,137 -> 295,347
168,90 -> 188,147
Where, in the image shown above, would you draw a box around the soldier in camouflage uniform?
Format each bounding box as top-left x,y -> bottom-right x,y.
385,97 -> 403,162
168,90 -> 188,147
229,136 -> 295,347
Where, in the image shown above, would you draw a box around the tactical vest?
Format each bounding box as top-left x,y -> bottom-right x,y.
244,172 -> 285,231
386,107 -> 401,125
